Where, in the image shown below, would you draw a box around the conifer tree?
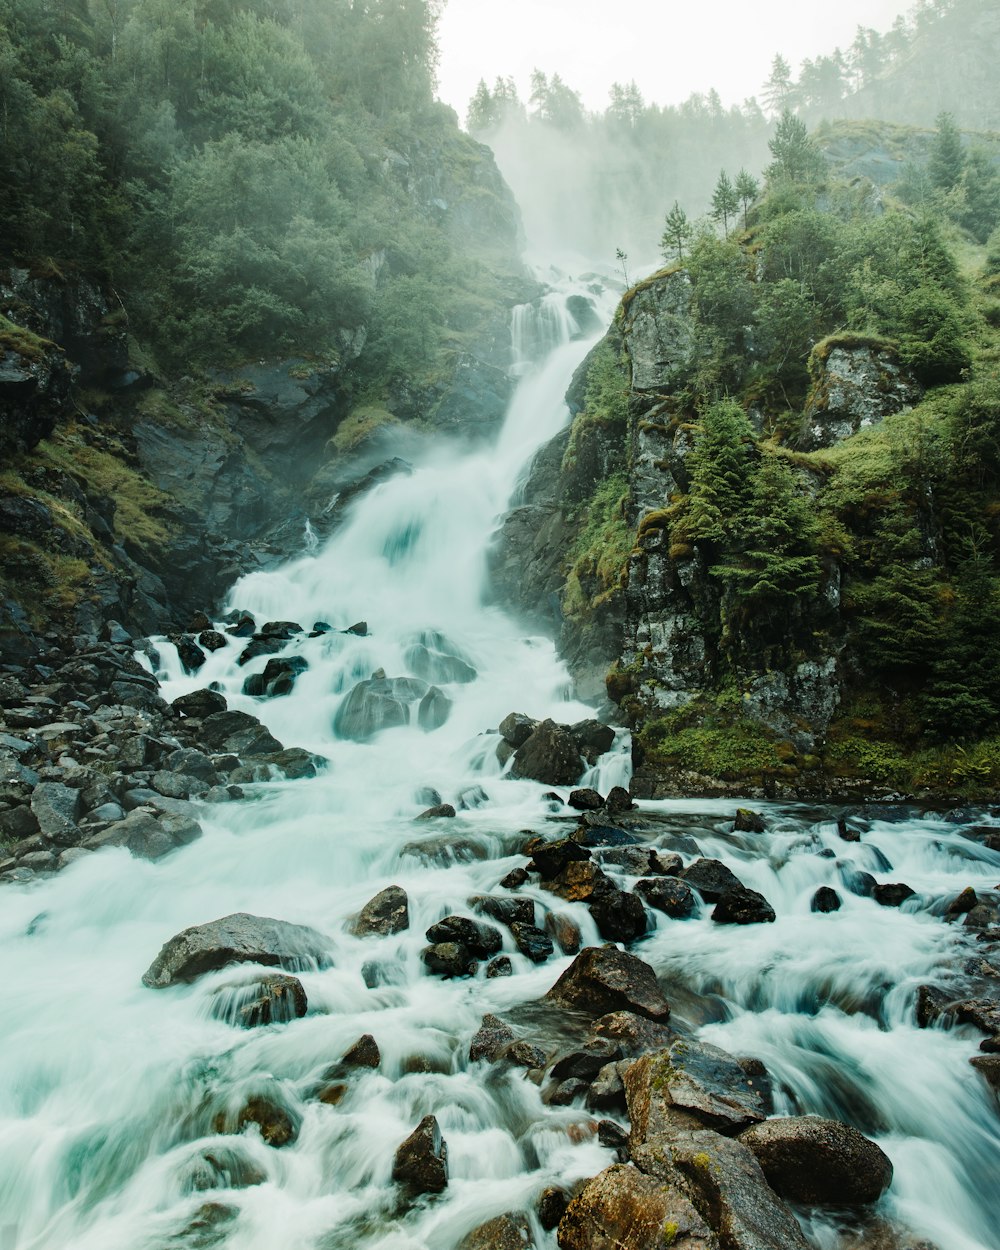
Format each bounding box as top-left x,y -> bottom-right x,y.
928,111 -> 964,192
734,168 -> 760,230
711,170 -> 739,238
685,399 -> 757,542
766,110 -> 826,184
661,200 -> 693,262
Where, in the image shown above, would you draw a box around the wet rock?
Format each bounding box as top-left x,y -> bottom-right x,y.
569,788 -> 604,811
874,882 -> 916,908
545,911 -> 582,955
0,805 -> 41,840
970,1054 -> 1000,1090
594,845 -> 656,875
915,984 -> 951,1029
470,894 -> 535,927
945,887 -> 978,917
733,808 -> 766,834
838,816 -> 862,842
625,1038 -> 768,1140
343,1034 -> 381,1069
635,1128 -> 810,1250
406,642 -> 477,686
588,886 -> 648,943
423,942 -> 478,978
416,803 -> 457,819
142,912 -> 331,987
546,1077 -> 589,1106
510,921 -> 555,963
171,688 -> 228,718
241,656 -> 309,698
549,1037 -> 621,1083
418,685 -> 452,732
173,636 -> 207,673
487,955 -> 513,977
740,1115 -> 894,1206
188,1146 -> 267,1191
199,630 -> 228,652
543,860 -> 614,903
352,885 -> 409,937
29,781 -> 82,844
458,1212 -> 533,1250
227,1096 -> 298,1148
392,1114 -> 448,1195
500,866 -> 529,889
569,719 -> 616,762
532,838 -> 592,879
211,973 -> 307,1029
426,915 -> 502,958
811,886 -> 842,913
711,885 -> 776,926
85,809 -> 202,860
498,712 -> 538,747
344,621 -> 367,636
544,946 -> 670,1021
510,719 -> 584,786
597,1119 -> 631,1160
586,1060 -> 629,1112
334,674 -> 430,741
605,786 -> 634,813
591,1010 -> 676,1057
538,1187 -> 570,1231
679,859 -> 744,902
840,866 -> 878,898
199,710 -> 283,756
471,1013 -> 517,1062
557,1162 -> 716,1250
459,785 -> 490,810
636,877 -> 697,918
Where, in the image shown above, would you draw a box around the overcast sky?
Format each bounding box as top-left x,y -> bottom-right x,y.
436,0 -> 914,120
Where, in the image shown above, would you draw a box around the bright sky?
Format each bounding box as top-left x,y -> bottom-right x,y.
436,0 -> 914,120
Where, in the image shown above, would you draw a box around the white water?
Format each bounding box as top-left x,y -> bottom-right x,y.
0,284 -> 998,1250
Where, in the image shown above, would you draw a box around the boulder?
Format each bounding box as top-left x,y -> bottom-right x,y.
510,922 -> 554,963
740,1115 -> 894,1206
733,808 -> 766,833
510,720 -> 584,786
199,711 -> 283,756
636,877 -> 697,919
222,1096 -> 298,1148
417,685 -> 452,732
625,1039 -> 768,1141
211,973 -> 307,1028
142,912 -> 331,987
531,838 -> 592,879
352,885 -> 409,937
342,1034 -> 381,1069
425,915 -> 502,958
811,886 -> 842,913
459,1213 -> 533,1250
545,911 -> 582,955
556,1163 -> 717,1250
415,803 -> 457,820
591,1011 -> 676,1057
680,859 -> 745,902
588,887 -> 648,943
422,942 -> 478,978
711,885 -> 776,925
569,719 -> 617,762
29,782 -> 82,844
498,712 -> 538,747
470,894 -> 535,927
569,788 -> 604,811
470,1013 -> 517,1063
392,1114 -> 448,1195
85,809 -> 201,860
634,1128 -> 811,1250
874,883 -> 916,908
544,946 -> 670,1021
405,641 -> 477,685
241,656 -> 308,698
334,674 -> 429,741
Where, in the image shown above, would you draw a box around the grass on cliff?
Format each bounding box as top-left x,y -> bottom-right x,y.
0,313 -> 56,362
563,472 -> 633,617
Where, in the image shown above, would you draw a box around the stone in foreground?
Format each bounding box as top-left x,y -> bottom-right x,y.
392,1114 -> 448,1195
544,946 -> 670,1022
740,1115 -> 894,1206
142,912 -> 331,987
557,1163 -> 717,1250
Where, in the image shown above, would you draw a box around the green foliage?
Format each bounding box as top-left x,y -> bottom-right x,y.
766,110 -> 826,185
683,400 -> 757,542
710,170 -> 739,238
928,111 -> 965,192
661,201 -> 693,264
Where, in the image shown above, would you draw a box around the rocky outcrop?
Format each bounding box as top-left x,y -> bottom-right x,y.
801,338 -> 921,450
141,912 -> 331,987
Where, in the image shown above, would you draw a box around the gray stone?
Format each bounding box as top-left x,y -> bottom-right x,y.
740,1115 -> 894,1206
557,1163 -> 716,1250
392,1115 -> 448,1195
142,912 -> 331,987
544,946 -> 670,1021
29,782 -> 82,844
352,886 -> 409,937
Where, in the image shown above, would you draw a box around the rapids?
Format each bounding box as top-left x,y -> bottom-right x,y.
0,279 -> 997,1250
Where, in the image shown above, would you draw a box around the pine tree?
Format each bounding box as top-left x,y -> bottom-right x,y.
766,110 -> 826,184
734,169 -> 760,230
711,170 -> 739,239
661,200 -> 693,262
685,399 -> 757,542
928,111 -> 965,192
762,54 -> 793,115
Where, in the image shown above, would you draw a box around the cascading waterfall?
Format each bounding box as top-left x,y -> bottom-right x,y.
0,278 -> 997,1250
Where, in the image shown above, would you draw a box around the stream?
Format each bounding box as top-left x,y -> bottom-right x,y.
0,278 -> 998,1250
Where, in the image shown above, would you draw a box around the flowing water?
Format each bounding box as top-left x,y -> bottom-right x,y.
0,280 -> 998,1250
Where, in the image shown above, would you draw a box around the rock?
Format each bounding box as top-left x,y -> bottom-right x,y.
945,887 -> 978,917
545,911 -> 582,955
199,630 -> 228,652
188,1146 -> 267,1191
635,1128 -> 811,1250
970,1054 -> 1000,1090
538,1187 -> 570,1231
470,894 -> 535,926
588,887 -> 648,943
85,809 -> 202,860
510,719 -> 584,786
587,1060 -> 629,1112
510,921 -> 554,962
597,1119 -> 631,1159
211,973 -> 307,1028
0,805 -> 40,840
422,941 -> 478,978
418,685 -> 452,731
712,885 -> 776,925
625,1039 -> 768,1140
874,882 -> 916,907
636,877 -> 697,918
595,846 -> 658,875
141,912 -> 331,987
838,816 -> 862,842
549,1038 -> 621,1082
406,640 -> 477,686
470,1013 -> 517,1062
173,636 -> 207,673
343,1034 -> 381,1068
532,838 -> 593,879
569,719 -> 616,762
556,1163 -> 716,1250
425,915 -> 502,958
733,808 -> 766,833
680,859 -> 745,902
811,886 -> 842,913
29,781 -> 82,844
165,747 -> 220,782
487,955 -> 513,978
416,803 -> 457,819
498,712 -> 538,747
334,674 -> 430,741
740,1115 -> 894,1206
392,1114 -> 448,1195
543,861 -> 615,904
544,946 -> 670,1021
605,786 -> 634,813
802,341 -> 921,451
500,866 -> 529,889
352,886 -> 409,937
841,866 -> 878,898
241,656 -> 309,698
459,785 -> 490,809
591,1010 -> 676,1056
546,1077 -> 589,1106
569,788 -> 604,811
200,710 -> 282,756
228,1096 -> 298,1148
458,1213 -> 533,1250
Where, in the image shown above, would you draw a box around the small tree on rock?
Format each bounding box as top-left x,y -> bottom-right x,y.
711,170 -> 740,239
734,168 -> 760,230
661,200 -> 693,263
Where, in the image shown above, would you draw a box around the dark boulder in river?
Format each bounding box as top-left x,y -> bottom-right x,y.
509,718 -> 584,785
392,1114 -> 448,1195
739,1115 -> 893,1206
544,945 -> 670,1022
334,673 -> 433,740
141,912 -> 331,987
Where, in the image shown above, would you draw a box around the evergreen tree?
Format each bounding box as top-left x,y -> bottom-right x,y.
766,110 -> 826,184
711,169 -> 739,238
685,399 -> 757,542
762,54 -> 793,115
928,111 -> 965,192
661,201 -> 693,263
466,78 -> 495,131
734,168 -> 760,230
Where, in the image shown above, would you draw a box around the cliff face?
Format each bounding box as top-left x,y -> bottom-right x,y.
492,263 -> 996,801
0,131 -> 529,657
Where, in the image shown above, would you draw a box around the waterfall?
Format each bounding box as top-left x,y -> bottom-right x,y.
0,278 -> 996,1250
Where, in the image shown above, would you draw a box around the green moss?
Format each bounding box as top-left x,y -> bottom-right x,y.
329,405 -> 399,455
563,472 -> 633,618
638,694 -> 794,781
0,313 -> 56,362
